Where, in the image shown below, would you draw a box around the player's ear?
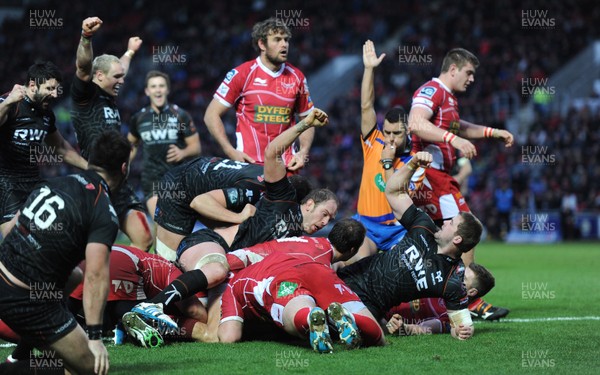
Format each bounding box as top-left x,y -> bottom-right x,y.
27,79 -> 37,91
452,235 -> 463,248
467,287 -> 479,298
257,38 -> 267,53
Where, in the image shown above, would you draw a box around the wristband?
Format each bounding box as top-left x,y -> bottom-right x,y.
81,30 -> 93,39
443,131 -> 456,144
86,324 -> 103,340
484,127 -> 494,138
125,49 -> 135,58
380,158 -> 394,170
406,162 -> 417,171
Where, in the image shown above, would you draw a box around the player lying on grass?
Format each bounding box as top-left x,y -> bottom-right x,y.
218,252 -> 385,353
129,108 -> 339,332
338,151 -> 483,340
384,262 -> 495,337
69,244 -> 213,347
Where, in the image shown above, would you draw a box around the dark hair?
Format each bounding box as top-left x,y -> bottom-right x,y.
300,188 -> 339,207
469,263 -> 495,298
288,174 -> 313,203
441,48 -> 479,73
88,131 -> 131,175
27,60 -> 62,87
384,107 -> 407,127
251,17 -> 291,52
328,219 -> 366,258
145,70 -> 171,91
455,212 -> 483,253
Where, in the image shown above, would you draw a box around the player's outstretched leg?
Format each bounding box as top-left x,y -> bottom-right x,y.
309,307 -> 333,354
131,302 -> 178,332
122,312 -> 164,348
327,302 -> 361,349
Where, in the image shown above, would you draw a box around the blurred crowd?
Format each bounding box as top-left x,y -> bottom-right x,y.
1,0 -> 598,234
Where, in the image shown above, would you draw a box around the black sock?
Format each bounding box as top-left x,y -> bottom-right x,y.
11,340 -> 32,361
147,269 -> 208,307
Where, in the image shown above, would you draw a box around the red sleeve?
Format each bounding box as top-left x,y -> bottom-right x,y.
295,74 -> 314,117
411,84 -> 442,115
213,64 -> 247,108
220,283 -> 244,323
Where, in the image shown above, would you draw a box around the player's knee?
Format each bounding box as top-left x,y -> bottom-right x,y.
195,253 -> 229,287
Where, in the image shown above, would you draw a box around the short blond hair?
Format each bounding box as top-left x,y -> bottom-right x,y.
92,54 -> 120,75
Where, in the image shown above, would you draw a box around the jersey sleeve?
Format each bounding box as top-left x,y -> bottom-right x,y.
411,85 -> 442,115
87,194 -> 119,247
295,76 -> 314,117
399,204 -> 437,233
264,176 -> 296,201
71,75 -> 96,104
220,283 -> 244,324
223,187 -> 259,211
47,111 -> 57,134
442,265 -> 469,311
213,67 -> 245,108
129,111 -> 141,138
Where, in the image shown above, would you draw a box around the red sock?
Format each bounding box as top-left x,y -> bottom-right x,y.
354,314 -> 383,347
293,307 -> 311,335
0,320 -> 20,343
468,297 -> 483,310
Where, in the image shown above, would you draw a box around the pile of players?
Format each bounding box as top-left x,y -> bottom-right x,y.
0,16 -> 513,375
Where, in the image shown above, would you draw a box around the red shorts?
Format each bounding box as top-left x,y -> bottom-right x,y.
221,263 -> 363,327
412,168 -> 470,221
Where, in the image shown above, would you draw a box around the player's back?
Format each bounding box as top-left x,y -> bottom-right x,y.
0,170 -> 118,288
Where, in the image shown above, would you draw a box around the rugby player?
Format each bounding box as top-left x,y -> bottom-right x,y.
407,48 -> 513,320
204,17 -> 314,171
128,70 -> 200,218
71,16 -> 152,251
0,131 -> 130,375
338,151 -> 482,340
0,61 -> 87,238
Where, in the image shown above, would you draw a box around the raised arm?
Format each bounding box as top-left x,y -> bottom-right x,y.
44,130 -> 88,169
76,17 -> 103,82
204,99 -> 255,163
361,40 -> 386,138
0,84 -> 26,127
408,107 -> 477,159
286,117 -> 314,171
119,37 -> 143,77
264,108 -> 328,183
385,151 -> 432,220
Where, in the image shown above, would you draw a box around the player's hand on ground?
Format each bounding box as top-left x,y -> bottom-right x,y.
411,151 -> 433,169
494,129 -> 514,148
82,17 -> 102,36
88,339 -> 109,375
303,108 -> 329,128
287,149 -> 308,171
450,137 -> 477,159
240,204 -> 256,221
166,145 -> 186,163
4,84 -> 26,105
363,40 -> 385,69
386,314 -> 404,335
227,149 -> 255,164
127,37 -> 143,52
454,324 -> 473,340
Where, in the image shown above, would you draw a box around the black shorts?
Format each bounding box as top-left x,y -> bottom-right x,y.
176,229 -> 231,260
154,172 -> 195,235
0,269 -> 77,346
111,181 -> 147,220
0,178 -> 41,224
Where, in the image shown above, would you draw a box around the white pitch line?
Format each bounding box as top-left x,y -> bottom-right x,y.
0,343 -> 16,348
475,316 -> 600,323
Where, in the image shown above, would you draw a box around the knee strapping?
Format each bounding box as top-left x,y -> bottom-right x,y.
156,238 -> 177,261
195,253 -> 230,272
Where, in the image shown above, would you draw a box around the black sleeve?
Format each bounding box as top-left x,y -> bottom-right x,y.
399,204 -> 437,232
71,75 -> 95,103
223,187 -> 258,211
129,111 -> 141,138
87,195 -> 119,247
264,176 -> 296,201
443,265 -> 469,311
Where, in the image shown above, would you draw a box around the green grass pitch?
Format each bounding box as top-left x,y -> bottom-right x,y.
2,242 -> 599,374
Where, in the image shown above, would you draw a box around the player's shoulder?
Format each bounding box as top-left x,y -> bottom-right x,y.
282,62 -> 305,79
414,79 -> 442,98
